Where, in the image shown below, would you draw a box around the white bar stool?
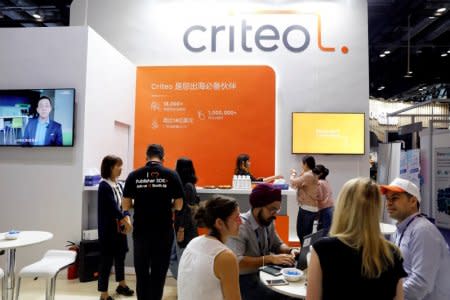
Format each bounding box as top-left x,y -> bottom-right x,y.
1,267 -> 4,298
15,250 -> 76,300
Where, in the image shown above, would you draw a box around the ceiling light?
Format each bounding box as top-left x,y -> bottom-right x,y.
442,53 -> 448,57
436,8 -> 447,13
404,15 -> 413,78
377,86 -> 385,91
434,12 -> 442,16
429,16 -> 436,19
379,53 -> 386,58
384,50 -> 391,54
32,13 -> 41,19
447,50 -> 450,53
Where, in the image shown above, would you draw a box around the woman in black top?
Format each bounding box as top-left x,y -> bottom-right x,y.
234,153 -> 283,182
169,157 -> 199,279
97,155 -> 134,300
307,177 -> 407,300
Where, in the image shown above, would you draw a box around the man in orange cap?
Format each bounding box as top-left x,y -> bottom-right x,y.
380,177 -> 450,300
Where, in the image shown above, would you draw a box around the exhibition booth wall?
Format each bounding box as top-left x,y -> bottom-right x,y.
70,0 -> 370,193
0,27 -> 136,269
1,0 -> 369,268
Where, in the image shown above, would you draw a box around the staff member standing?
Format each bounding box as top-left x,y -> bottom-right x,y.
122,144 -> 185,300
97,155 -> 134,300
290,155 -> 321,245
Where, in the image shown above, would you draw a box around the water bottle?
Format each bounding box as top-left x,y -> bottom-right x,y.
246,175 -> 251,190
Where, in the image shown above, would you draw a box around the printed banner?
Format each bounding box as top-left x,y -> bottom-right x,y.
134,66 -> 276,186
435,147 -> 450,229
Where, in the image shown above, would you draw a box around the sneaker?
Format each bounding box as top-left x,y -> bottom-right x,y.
116,285 -> 135,296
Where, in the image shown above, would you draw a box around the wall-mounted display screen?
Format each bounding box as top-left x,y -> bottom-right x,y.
0,89 -> 75,147
292,112 -> 365,154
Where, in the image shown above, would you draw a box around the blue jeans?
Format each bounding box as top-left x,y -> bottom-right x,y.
169,233 -> 185,280
297,207 -> 318,245
318,207 -> 333,236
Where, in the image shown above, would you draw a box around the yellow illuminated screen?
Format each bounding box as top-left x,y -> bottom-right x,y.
292,113 -> 365,154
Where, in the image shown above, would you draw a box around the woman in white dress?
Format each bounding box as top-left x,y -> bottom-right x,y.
178,196 -> 242,300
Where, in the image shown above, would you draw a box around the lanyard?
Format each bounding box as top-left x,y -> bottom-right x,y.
255,227 -> 269,256
396,214 -> 422,247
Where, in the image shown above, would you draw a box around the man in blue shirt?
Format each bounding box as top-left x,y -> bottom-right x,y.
22,96 -> 62,146
381,177 -> 450,300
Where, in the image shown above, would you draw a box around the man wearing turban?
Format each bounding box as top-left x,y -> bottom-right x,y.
227,183 -> 299,300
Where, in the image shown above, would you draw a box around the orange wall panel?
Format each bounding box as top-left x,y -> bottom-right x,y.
135,66 -> 276,186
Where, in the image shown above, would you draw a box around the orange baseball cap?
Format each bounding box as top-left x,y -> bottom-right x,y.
379,177 -> 421,202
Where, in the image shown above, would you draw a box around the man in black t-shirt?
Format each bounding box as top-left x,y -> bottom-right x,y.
122,144 -> 184,300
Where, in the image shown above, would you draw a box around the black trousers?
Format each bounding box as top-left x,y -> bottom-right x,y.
239,273 -> 294,300
133,229 -> 174,300
98,249 -> 126,292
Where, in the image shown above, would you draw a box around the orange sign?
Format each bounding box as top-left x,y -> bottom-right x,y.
134,66 -> 276,185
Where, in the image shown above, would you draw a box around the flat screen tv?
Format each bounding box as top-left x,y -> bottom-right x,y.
292,112 -> 365,155
0,89 -> 75,147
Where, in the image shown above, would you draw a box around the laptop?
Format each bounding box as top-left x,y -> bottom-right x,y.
296,229 -> 326,270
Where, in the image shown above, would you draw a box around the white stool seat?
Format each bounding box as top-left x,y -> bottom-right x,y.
18,250 -> 76,278
15,250 -> 76,300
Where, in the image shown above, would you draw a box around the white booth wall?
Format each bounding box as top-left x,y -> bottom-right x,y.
0,0 -> 370,268
71,0 -> 370,199
0,27 -> 135,269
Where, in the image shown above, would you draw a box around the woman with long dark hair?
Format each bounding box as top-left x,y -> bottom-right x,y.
178,196 -> 242,300
235,153 -> 283,182
313,164 -> 334,236
290,155 -> 321,245
97,155 -> 134,300
169,157 -> 199,279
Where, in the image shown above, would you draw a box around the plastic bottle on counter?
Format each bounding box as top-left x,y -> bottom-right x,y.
242,175 -> 250,190
232,175 -> 238,189
237,175 -> 243,189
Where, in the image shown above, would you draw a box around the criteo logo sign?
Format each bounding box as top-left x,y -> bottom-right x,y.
183,19 -> 349,54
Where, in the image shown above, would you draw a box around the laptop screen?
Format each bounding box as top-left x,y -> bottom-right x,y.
296,229 -> 326,270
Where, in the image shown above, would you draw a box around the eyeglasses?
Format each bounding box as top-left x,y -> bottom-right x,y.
264,206 -> 281,214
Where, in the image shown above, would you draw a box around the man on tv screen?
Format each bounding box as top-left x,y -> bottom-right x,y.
22,96 -> 63,146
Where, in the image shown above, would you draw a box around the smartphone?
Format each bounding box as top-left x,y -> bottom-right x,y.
266,279 -> 289,286
260,265 -> 282,276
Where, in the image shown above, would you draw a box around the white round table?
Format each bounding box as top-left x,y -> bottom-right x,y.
259,270 -> 307,299
0,231 -> 53,300
380,222 -> 396,235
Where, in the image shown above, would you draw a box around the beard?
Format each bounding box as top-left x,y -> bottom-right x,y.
257,210 -> 276,227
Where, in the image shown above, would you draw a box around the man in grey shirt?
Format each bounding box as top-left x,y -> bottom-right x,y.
381,177 -> 450,300
227,183 -> 298,300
